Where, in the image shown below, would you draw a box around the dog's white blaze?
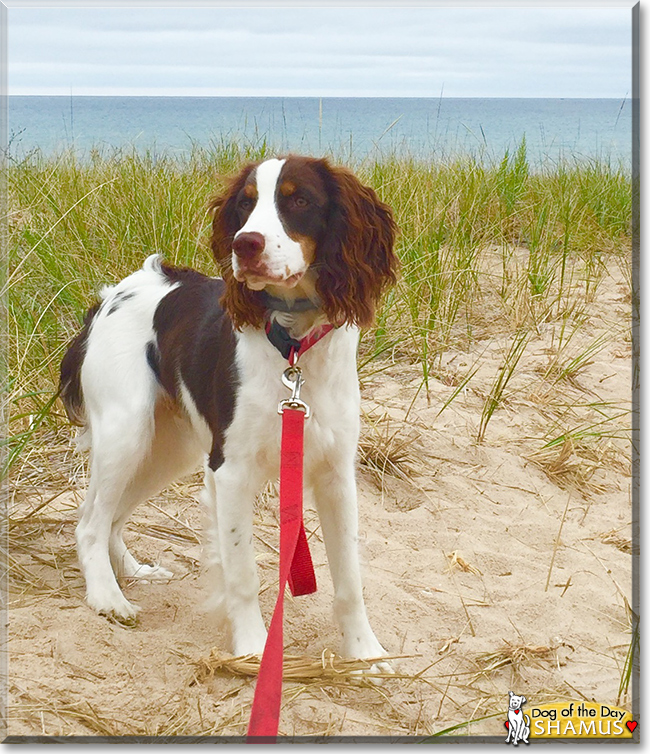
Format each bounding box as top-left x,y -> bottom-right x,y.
233,158 -> 307,283
246,158 -> 285,227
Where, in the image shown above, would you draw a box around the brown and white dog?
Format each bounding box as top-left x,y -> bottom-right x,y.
60,156 -> 398,668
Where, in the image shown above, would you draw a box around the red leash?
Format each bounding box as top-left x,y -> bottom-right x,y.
246,407 -> 315,740
247,329 -> 333,740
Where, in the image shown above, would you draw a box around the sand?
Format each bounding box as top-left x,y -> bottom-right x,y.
7,258 -> 633,739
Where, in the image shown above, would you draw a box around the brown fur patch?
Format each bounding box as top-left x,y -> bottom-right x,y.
208,163 -> 268,330
314,163 -> 399,328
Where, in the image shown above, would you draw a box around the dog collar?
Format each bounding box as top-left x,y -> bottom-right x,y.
265,320 -> 335,364
259,291 -> 322,313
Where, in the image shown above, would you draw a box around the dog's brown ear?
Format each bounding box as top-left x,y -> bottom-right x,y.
314,161 -> 399,328
209,163 -> 266,330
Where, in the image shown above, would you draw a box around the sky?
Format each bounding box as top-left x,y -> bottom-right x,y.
6,4 -> 634,98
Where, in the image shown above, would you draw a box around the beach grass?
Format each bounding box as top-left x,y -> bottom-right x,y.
3,139 -> 631,477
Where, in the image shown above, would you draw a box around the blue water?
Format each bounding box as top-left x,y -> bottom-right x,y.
8,96 -> 631,167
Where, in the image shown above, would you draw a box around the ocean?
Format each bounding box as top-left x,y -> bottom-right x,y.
7,96 -> 631,167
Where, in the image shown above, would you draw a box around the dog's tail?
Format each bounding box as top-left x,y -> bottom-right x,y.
58,301 -> 101,437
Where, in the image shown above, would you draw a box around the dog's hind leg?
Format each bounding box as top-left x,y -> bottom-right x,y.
76,408 -> 155,624
109,510 -> 175,582
108,404 -> 205,581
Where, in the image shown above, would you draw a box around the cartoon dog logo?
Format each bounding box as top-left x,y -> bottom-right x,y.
505,691 -> 530,745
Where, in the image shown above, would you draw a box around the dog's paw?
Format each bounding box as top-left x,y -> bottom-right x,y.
231,623 -> 268,658
342,634 -> 394,685
127,563 -> 174,582
349,658 -> 394,685
101,608 -> 139,628
231,634 -> 267,659
88,591 -> 140,627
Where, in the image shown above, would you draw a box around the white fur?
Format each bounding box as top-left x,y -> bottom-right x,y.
232,158 -> 308,288
73,258 -> 388,668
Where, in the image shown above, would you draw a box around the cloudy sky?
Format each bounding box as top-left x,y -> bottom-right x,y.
7,3 -> 633,98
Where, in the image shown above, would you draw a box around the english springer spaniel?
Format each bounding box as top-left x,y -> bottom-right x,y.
59,156 -> 399,666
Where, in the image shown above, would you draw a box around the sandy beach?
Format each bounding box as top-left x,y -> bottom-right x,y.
7,252 -> 633,738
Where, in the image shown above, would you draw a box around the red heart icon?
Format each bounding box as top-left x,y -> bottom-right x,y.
627,721 -> 637,733
504,721 -> 509,730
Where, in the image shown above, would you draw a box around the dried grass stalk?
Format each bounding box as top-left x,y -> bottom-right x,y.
195,649 -> 410,685
475,641 -> 558,679
528,438 -> 612,495
358,414 -> 421,488
600,529 -> 632,554
447,551 -> 482,576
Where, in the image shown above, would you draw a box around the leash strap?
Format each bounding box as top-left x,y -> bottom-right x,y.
247,407 -> 316,740
248,324 -> 336,739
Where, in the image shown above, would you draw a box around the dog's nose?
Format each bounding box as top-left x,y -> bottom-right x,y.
232,232 -> 265,260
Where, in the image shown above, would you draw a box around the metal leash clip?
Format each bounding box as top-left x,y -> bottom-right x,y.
278,366 -> 311,418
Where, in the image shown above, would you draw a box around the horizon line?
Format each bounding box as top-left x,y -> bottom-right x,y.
8,93 -> 628,100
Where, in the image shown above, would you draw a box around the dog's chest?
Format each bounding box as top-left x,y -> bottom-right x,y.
225,328 -> 360,470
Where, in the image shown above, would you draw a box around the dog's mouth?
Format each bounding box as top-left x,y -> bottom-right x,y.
235,268 -> 306,291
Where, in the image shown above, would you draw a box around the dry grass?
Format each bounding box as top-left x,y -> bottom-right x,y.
473,641 -> 560,681
447,551 -> 482,576
539,332 -> 612,389
10,689 -> 124,736
599,529 -> 632,554
527,438 -> 616,496
195,649 -> 413,685
8,682 -> 252,737
8,512 -> 80,603
358,413 -> 421,489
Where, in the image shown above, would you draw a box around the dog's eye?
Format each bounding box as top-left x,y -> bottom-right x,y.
294,196 -> 309,209
239,198 -> 254,211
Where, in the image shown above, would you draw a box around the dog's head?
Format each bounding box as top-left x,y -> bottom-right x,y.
210,155 -> 399,329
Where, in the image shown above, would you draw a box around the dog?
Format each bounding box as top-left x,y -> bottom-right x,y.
59,155 -> 399,667
506,691 -> 531,745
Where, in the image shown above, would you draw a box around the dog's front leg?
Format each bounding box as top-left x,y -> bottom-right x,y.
212,461 -> 268,657
311,462 -> 389,669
